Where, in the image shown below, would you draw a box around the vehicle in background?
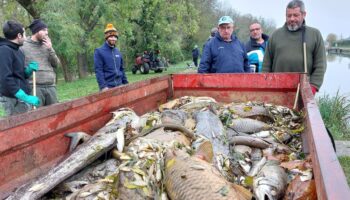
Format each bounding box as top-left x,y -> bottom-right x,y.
132,50 -> 166,74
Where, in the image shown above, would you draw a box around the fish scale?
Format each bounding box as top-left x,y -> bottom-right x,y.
229,118 -> 270,133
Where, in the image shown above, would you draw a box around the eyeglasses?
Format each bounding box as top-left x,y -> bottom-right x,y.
250,28 -> 261,32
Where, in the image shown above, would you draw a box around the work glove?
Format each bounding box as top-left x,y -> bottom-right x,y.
310,84 -> 318,95
24,61 -> 39,76
15,89 -> 40,107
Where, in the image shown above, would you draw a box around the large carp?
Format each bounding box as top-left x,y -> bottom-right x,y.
164,149 -> 252,200
6,108 -> 140,200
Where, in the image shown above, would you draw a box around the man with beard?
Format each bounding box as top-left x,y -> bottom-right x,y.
94,23 -> 128,91
262,0 -> 326,94
245,22 -> 269,73
0,20 -> 40,116
198,16 -> 249,73
21,19 -> 60,106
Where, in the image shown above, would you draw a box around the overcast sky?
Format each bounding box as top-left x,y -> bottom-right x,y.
221,0 -> 349,39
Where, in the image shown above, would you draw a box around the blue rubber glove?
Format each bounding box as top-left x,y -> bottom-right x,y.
15,89 -> 40,106
24,61 -> 39,76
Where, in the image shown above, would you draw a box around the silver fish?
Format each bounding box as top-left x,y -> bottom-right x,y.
253,161 -> 288,200
161,109 -> 187,125
195,110 -> 229,155
229,118 -> 271,133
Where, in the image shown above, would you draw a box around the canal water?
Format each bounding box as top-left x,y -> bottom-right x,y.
317,54 -> 350,98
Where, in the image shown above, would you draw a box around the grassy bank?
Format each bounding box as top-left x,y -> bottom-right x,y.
317,92 -> 350,140
57,61 -> 191,102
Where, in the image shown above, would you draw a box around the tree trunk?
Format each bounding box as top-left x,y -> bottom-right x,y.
59,56 -> 74,82
15,0 -> 41,19
77,52 -> 88,79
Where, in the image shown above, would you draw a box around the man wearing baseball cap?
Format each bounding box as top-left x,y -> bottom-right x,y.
94,23 -> 128,91
198,16 -> 249,73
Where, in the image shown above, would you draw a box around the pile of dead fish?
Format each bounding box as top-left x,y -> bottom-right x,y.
6,96 -> 317,200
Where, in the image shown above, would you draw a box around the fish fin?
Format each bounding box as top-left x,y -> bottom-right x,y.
65,132 -> 90,152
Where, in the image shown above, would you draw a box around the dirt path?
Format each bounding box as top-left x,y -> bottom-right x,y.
336,140 -> 350,157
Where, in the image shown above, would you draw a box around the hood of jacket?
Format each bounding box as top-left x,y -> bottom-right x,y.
0,37 -> 20,50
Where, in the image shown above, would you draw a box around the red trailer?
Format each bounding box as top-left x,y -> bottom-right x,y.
0,73 -> 348,199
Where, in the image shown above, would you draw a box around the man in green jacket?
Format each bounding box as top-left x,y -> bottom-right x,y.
262,0 -> 326,94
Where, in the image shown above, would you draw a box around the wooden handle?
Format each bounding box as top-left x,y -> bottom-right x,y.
33,71 -> 37,109
303,43 -> 307,74
293,83 -> 300,110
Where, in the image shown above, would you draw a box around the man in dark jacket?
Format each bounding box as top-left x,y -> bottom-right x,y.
198,16 -> 249,73
192,45 -> 200,67
245,23 -> 269,72
94,23 -> 128,91
0,20 -> 40,116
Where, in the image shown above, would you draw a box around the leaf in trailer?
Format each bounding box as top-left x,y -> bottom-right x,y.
283,175 -> 317,200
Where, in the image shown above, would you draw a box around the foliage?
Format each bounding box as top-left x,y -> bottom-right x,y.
317,92 -> 350,140
1,0 -> 277,82
338,156 -> 350,185
326,33 -> 338,47
0,0 -> 31,36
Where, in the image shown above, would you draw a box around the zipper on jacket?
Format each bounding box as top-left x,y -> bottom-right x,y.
112,48 -> 118,85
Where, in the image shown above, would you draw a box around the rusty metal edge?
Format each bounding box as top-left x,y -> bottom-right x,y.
0,75 -> 171,131
300,74 -> 350,199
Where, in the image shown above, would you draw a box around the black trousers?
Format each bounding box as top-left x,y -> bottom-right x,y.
193,57 -> 198,67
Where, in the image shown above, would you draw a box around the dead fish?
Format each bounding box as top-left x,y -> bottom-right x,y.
180,101 -> 219,114
248,157 -> 267,177
230,136 -> 271,149
228,103 -> 273,122
229,118 -> 271,134
6,108 -> 138,200
161,109 -> 187,125
195,110 -> 229,155
47,159 -> 118,197
144,127 -> 191,146
253,161 -> 288,200
127,123 -> 196,146
164,149 -> 251,200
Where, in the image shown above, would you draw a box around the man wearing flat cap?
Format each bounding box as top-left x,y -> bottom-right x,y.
198,16 -> 249,73
21,19 -> 60,107
94,23 -> 128,91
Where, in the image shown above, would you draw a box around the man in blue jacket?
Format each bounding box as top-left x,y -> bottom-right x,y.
192,45 -> 200,67
94,23 -> 128,92
245,22 -> 269,73
198,16 -> 249,73
0,20 -> 40,116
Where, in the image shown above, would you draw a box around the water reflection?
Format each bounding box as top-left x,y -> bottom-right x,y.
317,54 -> 350,97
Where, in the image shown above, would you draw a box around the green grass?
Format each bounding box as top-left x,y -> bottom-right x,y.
339,156 -> 350,185
57,61 -> 192,102
317,92 -> 350,140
